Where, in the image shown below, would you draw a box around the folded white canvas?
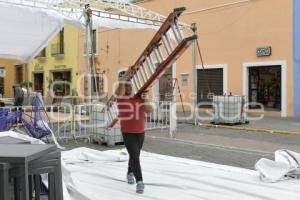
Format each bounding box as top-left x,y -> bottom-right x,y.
256,149 -> 300,182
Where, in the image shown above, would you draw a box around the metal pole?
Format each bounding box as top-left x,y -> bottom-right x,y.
84,5 -> 92,103
89,15 -> 100,100
191,23 -> 198,126
170,63 -> 177,136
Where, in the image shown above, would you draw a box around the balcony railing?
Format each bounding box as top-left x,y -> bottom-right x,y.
51,43 -> 64,58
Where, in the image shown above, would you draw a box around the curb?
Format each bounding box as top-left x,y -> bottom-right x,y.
198,123 -> 300,136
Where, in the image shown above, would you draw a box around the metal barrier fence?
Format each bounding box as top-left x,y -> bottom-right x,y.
6,101 -> 172,141
145,101 -> 171,130
47,104 -> 92,141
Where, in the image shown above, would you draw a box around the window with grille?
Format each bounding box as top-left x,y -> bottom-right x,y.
59,28 -> 64,54
181,73 -> 189,86
51,28 -> 64,55
92,29 -> 97,54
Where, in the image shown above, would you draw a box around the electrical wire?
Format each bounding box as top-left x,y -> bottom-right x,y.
183,0 -> 258,15
196,1 -> 255,36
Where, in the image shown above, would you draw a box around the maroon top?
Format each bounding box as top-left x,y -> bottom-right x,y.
117,97 -> 145,134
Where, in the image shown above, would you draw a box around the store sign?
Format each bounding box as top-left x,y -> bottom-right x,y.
34,64 -> 43,71
0,67 -> 6,77
256,46 -> 272,57
55,65 -> 67,69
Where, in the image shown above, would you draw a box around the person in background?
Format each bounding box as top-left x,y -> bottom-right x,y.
0,87 -> 3,98
0,88 -> 4,107
114,75 -> 152,194
13,84 -> 24,123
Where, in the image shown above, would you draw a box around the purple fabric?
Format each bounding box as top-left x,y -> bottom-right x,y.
21,95 -> 52,139
0,109 -> 21,131
22,118 -> 51,139
0,108 -> 9,117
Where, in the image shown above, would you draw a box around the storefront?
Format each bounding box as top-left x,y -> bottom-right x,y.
197,68 -> 223,104
33,72 -> 44,95
196,64 -> 227,107
51,70 -> 71,96
243,61 -> 287,117
248,65 -> 281,111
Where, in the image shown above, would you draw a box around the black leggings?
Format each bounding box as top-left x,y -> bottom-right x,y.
122,133 -> 145,182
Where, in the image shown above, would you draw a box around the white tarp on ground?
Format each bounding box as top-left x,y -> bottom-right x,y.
255,150 -> 300,182
61,147 -> 300,200
1,131 -> 300,200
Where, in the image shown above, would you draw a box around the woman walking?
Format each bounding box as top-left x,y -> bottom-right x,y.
115,78 -> 152,194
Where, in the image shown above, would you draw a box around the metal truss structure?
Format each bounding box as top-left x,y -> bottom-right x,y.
0,0 -> 191,31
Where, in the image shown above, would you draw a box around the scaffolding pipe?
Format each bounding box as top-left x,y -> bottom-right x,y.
191,23 -> 198,126
84,5 -> 92,103
88,13 -> 100,100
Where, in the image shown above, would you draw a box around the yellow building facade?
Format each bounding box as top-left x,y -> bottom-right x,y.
29,24 -> 79,97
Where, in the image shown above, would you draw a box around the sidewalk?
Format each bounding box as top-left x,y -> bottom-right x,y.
200,116 -> 300,135
176,111 -> 300,135
237,116 -> 300,132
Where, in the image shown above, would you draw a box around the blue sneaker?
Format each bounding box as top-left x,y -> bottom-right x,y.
127,173 -> 135,184
136,181 -> 144,194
